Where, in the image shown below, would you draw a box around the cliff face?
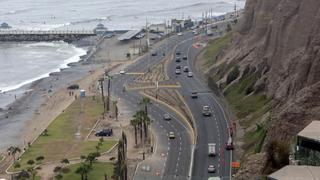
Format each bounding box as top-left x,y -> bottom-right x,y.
209,0 -> 320,177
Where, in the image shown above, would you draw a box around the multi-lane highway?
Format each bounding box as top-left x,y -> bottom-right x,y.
167,33 -> 232,179
108,34 -> 194,180
109,28 -> 232,180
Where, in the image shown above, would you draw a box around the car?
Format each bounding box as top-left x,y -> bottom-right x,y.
207,165 -> 216,173
119,70 -> 126,74
67,84 -> 79,90
183,56 -> 187,60
151,52 -> 157,56
175,69 -> 181,74
176,65 -> 181,69
187,72 -> 193,77
183,66 -> 189,72
175,57 -> 181,62
95,129 -> 113,137
163,113 -> 171,121
202,105 -> 212,116
208,143 -> 216,156
176,51 -> 181,56
191,92 -> 198,98
169,132 -> 175,139
177,32 -> 183,36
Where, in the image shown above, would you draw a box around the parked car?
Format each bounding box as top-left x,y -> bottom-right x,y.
183,56 -> 188,60
187,72 -> 193,77
176,51 -> 181,56
67,84 -> 79,90
151,52 -> 157,56
95,129 -> 113,137
163,114 -> 171,121
177,33 -> 183,36
175,57 -> 181,62
119,70 -> 126,74
175,69 -> 181,74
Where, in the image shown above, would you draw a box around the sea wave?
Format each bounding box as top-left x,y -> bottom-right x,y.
0,45 -> 87,93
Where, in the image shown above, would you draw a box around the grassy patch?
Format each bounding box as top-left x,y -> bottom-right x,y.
245,124 -> 267,154
224,73 -> 271,118
204,32 -> 232,66
62,162 -> 114,180
12,97 -> 117,171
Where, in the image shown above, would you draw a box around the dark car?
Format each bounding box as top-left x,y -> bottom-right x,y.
191,92 -> 198,98
183,56 -> 187,60
151,52 -> 157,56
175,57 -> 181,62
95,129 -> 113,137
183,66 -> 189,72
176,51 -> 181,56
176,65 -> 181,69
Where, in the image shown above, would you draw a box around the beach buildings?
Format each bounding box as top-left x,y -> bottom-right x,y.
93,23 -> 108,34
0,22 -> 12,29
267,165 -> 320,180
171,19 -> 193,33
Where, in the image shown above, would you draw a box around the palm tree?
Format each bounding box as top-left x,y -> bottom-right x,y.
27,167 -> 37,180
75,164 -> 92,180
139,97 -> 151,138
132,110 -> 144,143
139,97 -> 151,116
130,118 -> 139,145
7,146 -> 21,162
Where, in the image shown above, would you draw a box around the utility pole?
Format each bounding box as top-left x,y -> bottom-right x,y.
105,69 -> 111,112
98,78 -> 105,115
145,17 -> 149,52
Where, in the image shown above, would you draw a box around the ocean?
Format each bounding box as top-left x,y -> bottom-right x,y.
0,0 -> 245,104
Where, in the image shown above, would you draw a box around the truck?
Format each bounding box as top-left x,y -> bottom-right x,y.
208,143 -> 216,156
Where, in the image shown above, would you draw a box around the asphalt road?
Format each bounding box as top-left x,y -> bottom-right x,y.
166,33 -> 232,179
108,34 -> 194,180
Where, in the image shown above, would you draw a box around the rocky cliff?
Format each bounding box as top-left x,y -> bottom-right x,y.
208,0 -> 320,178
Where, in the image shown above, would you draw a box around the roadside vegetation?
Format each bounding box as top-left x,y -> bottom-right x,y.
204,32 -> 232,66
62,162 -> 114,180
10,97 -> 117,172
224,74 -> 271,119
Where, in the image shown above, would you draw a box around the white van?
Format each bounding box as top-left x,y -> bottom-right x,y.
208,143 -> 216,156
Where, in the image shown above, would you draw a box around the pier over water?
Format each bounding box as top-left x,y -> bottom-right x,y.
0,30 -> 96,42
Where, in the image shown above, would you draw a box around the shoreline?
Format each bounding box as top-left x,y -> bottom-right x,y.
0,35 -> 108,152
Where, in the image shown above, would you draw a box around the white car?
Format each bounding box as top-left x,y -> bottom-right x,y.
187,72 -> 193,77
169,132 -> 175,139
208,165 -> 216,173
177,33 -> 183,36
175,69 -> 181,74
163,114 -> 171,121
119,70 -> 126,74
